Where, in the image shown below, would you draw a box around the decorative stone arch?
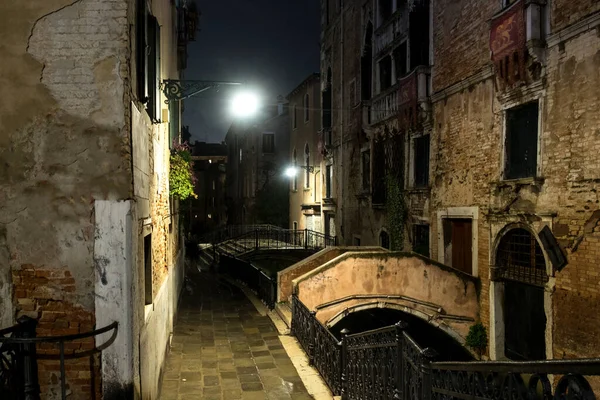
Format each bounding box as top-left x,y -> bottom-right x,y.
323,300 -> 468,347
489,222 -> 553,361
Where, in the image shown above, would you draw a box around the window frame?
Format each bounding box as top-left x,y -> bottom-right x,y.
304,93 -> 310,122
436,207 -> 479,277
262,132 -> 275,154
412,223 -> 430,257
502,99 -> 542,181
409,133 -> 430,188
361,147 -> 371,192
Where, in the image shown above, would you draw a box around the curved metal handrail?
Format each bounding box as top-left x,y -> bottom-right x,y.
0,320 -> 119,400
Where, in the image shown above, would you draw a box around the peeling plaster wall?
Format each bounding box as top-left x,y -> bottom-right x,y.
0,0 -> 131,397
293,252 -> 479,338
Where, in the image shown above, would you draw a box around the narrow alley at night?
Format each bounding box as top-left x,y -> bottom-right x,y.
2,0 -> 600,399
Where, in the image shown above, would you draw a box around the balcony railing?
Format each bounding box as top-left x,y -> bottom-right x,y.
369,66 -> 431,126
374,10 -> 409,57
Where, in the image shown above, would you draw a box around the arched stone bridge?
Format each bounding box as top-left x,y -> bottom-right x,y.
291,251 -> 480,342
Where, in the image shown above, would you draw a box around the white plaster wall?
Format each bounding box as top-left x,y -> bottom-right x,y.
139,253 -> 184,399
94,200 -> 135,396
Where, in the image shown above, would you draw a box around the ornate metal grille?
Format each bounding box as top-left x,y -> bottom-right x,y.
496,228 -> 548,286
345,326 -> 399,400
313,321 -> 342,394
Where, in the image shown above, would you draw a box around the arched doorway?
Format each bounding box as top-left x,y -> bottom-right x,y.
329,307 -> 472,361
495,227 -> 548,360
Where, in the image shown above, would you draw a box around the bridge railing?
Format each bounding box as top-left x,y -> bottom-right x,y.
214,228 -> 336,259
198,224 -> 283,244
291,295 -> 600,400
0,316 -> 118,400
220,254 -> 276,309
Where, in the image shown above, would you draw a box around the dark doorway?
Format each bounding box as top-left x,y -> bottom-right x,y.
443,218 -> 472,274
330,308 -> 473,361
504,281 -> 546,360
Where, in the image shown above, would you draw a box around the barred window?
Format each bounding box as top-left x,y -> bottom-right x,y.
496,228 -> 548,286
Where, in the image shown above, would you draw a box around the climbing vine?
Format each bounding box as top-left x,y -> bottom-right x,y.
169,143 -> 197,200
385,174 -> 407,251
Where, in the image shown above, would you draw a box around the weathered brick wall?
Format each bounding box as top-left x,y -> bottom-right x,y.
432,0 -> 497,91
552,0 -> 600,32
542,27 -> 600,359
13,266 -> 100,398
431,0 -> 600,360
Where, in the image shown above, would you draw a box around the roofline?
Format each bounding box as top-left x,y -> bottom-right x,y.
286,73 -> 321,100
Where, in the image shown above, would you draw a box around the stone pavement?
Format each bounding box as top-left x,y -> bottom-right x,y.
158,269 -> 314,400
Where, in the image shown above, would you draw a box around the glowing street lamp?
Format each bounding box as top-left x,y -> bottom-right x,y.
230,92 -> 260,118
285,166 -> 298,178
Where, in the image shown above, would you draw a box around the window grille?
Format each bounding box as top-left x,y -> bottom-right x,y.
496,228 -> 548,286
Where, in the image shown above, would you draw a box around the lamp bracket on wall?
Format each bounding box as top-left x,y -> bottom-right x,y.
161,80 -> 242,103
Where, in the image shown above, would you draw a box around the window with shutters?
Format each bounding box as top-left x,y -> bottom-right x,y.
136,0 -> 161,123
361,149 -> 370,191
442,219 -> 473,275
147,15 -> 161,122
412,134 -> 430,188
262,133 -> 275,153
378,55 -> 392,92
504,101 -> 539,180
325,164 -> 332,199
413,224 -> 430,257
304,94 -> 310,122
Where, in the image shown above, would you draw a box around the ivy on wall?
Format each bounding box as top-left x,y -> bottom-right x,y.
169,143 -> 197,200
385,174 -> 407,251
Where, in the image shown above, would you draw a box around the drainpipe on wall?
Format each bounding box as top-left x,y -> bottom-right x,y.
339,0 -> 345,244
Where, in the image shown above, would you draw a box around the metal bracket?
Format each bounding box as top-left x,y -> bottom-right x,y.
161,80 -> 242,104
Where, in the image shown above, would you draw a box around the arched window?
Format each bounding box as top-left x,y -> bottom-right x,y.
304,143 -> 310,189
379,231 -> 390,250
496,228 -> 548,286
304,93 -> 310,122
292,148 -> 298,191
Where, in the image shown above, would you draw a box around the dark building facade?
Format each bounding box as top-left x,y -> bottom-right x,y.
189,142 -> 228,235
321,0 -> 600,362
225,101 -> 291,227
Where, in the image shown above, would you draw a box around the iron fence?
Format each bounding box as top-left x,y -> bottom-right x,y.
213,228 -> 336,259
0,316 -> 118,400
220,254 -> 276,309
291,295 -> 600,400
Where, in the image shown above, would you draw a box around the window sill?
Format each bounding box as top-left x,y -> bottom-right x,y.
303,188 -> 311,192
408,186 -> 431,194
493,176 -> 545,188
290,190 -> 298,193
356,190 -> 370,200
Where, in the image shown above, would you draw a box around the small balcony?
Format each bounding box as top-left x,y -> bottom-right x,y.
367,66 -> 431,127
374,10 -> 409,58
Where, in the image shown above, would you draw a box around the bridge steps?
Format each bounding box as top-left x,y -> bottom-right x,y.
275,301 -> 292,329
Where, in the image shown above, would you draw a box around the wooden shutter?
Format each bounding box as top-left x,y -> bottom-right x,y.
451,219 -> 472,274
147,15 -> 161,122
136,0 -> 148,102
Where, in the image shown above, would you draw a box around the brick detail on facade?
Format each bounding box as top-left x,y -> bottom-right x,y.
12,266 -> 99,399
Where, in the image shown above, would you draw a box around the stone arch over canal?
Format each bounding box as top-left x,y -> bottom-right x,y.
292,251 -> 481,341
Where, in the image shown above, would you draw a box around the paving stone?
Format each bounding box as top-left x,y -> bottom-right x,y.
157,271 -> 312,399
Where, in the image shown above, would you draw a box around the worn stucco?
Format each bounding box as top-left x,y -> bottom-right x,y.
293,252 -> 480,338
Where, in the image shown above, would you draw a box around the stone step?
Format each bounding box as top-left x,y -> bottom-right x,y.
275,301 -> 292,329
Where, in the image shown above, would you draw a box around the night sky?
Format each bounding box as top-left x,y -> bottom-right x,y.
182,0 -> 321,143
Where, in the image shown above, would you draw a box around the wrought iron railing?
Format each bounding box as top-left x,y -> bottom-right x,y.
0,316 -> 118,400
220,254 -> 277,309
213,227 -> 336,259
198,224 -> 283,244
291,295 -> 600,400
